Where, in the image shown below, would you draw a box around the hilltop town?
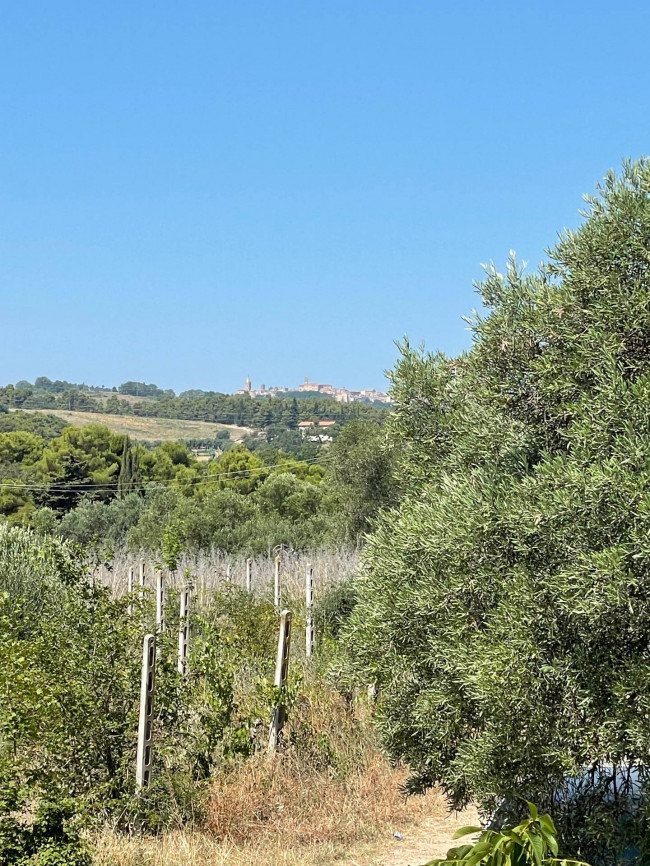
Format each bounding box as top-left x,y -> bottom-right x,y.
234,375 -> 392,404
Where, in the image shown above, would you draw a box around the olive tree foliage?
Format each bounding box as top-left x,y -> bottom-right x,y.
325,419 -> 399,541
344,161 -> 650,863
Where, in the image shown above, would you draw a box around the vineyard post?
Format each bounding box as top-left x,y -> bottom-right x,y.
177,585 -> 190,676
274,555 -> 281,609
305,563 -> 315,658
155,570 -> 165,634
246,558 -> 253,593
139,560 -> 146,601
136,633 -> 156,788
127,566 -> 134,616
268,609 -> 292,752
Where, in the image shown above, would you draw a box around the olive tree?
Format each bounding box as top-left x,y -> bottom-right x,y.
344,160 -> 650,864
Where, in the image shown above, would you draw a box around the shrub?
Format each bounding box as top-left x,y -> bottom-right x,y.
344,160 -> 650,863
426,802 -> 590,866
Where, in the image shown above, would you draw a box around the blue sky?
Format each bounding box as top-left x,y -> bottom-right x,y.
2,1 -> 650,394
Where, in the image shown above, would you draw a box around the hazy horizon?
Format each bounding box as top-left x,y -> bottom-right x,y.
3,1 -> 650,392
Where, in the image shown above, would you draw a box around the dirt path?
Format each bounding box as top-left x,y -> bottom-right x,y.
349,805 -> 480,866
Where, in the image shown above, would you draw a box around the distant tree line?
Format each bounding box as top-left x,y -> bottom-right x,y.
0,382 -> 389,430
0,411 -> 398,557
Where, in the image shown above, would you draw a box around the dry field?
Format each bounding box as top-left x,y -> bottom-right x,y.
93,759 -> 472,866
17,408 -> 251,442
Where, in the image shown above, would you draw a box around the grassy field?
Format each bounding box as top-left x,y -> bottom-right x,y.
17,409 -> 252,442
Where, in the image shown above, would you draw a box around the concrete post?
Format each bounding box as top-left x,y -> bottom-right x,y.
177,585 -> 190,676
127,566 -> 134,616
136,633 -> 156,788
139,560 -> 146,601
226,563 -> 232,583
155,571 -> 165,634
246,558 -> 253,593
268,608 -> 292,752
305,563 -> 315,658
274,555 -> 281,609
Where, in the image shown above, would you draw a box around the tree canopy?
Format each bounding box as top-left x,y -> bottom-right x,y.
344,160 -> 650,863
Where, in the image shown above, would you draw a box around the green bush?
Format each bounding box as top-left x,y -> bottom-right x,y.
0,525 -> 283,852
426,802 -> 589,866
344,160 -> 650,863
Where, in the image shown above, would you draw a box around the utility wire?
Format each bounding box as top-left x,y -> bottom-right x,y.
0,454 -> 333,493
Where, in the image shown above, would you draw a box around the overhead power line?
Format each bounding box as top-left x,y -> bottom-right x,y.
0,454 -> 333,494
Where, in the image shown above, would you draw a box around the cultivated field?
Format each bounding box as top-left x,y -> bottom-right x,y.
17,408 -> 252,442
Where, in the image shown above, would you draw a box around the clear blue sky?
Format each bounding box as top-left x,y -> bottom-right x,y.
2,1 -> 650,394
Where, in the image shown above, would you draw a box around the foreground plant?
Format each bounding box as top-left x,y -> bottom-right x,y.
424,803 -> 590,866
344,158 -> 650,862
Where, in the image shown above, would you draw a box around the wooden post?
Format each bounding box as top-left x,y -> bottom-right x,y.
246,558 -> 253,593
268,609 -> 292,752
155,571 -> 165,634
305,563 -> 315,658
226,563 -> 232,583
274,555 -> 281,609
136,633 -> 156,788
177,586 -> 190,676
127,566 -> 134,616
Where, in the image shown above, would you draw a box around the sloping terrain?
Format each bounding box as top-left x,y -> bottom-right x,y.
16,408 -> 251,441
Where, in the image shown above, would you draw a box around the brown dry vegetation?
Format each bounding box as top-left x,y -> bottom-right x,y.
94,759 -> 448,866
16,408 -> 251,442
93,670 -> 453,866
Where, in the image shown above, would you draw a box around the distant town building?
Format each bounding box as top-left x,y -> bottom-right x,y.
298,419 -> 337,442
235,377 -> 391,404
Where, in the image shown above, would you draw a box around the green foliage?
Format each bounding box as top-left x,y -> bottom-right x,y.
0,524 -> 317,858
425,803 -> 589,866
0,798 -> 91,865
118,381 -> 174,399
0,525 -> 143,859
36,425 -> 125,510
344,160 -> 650,863
325,419 -> 399,540
314,577 -> 359,640
206,444 -> 267,494
0,417 -> 390,553
0,411 -> 66,439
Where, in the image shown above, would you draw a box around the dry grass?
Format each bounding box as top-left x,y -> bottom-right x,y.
93,671 -> 448,866
93,758 -> 446,866
204,753 -> 441,848
93,832 -> 355,865
17,409 -> 251,442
